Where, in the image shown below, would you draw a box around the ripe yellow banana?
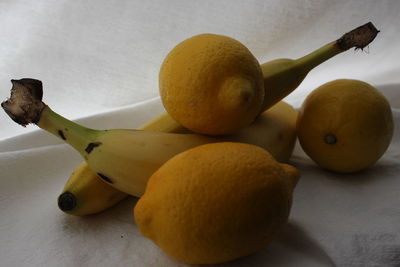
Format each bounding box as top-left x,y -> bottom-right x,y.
2,79 -> 297,197
58,162 -> 128,216
260,22 -> 379,111
58,113 -> 188,216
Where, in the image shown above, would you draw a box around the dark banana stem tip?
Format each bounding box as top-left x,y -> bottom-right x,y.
1,78 -> 45,126
337,22 -> 379,51
58,191 -> 77,211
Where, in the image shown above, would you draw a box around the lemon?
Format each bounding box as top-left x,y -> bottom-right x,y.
297,79 -> 394,173
134,142 -> 300,264
159,34 -> 264,135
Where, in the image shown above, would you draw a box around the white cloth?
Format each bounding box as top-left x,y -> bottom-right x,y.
0,1 -> 399,266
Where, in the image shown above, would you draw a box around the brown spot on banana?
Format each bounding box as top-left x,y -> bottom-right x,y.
85,142 -> 102,154
58,130 -> 66,140
97,173 -> 113,184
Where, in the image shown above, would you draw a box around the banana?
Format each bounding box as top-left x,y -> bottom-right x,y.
58,162 -> 128,216
58,113 -> 188,216
260,22 -> 379,111
2,79 -> 297,197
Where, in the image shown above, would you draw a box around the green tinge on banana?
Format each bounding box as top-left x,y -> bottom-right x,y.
58,113 -> 190,216
260,22 -> 379,111
1,79 -> 298,198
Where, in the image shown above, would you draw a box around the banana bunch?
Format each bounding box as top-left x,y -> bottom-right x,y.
1,22 -> 378,216
2,79 -> 297,205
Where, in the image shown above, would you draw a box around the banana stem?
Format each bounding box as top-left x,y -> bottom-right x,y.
260,22 -> 379,111
294,41 -> 342,73
37,106 -> 100,157
1,79 -> 102,158
297,22 -> 379,71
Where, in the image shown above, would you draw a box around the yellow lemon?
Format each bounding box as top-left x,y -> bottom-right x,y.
159,34 -> 264,135
134,142 -> 300,264
297,79 -> 394,173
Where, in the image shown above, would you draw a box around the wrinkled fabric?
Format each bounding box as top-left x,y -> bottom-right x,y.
0,1 -> 399,266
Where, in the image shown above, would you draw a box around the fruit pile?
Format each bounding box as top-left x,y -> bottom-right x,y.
1,22 -> 394,264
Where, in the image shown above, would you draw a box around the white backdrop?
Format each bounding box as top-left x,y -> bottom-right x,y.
0,1 -> 399,266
